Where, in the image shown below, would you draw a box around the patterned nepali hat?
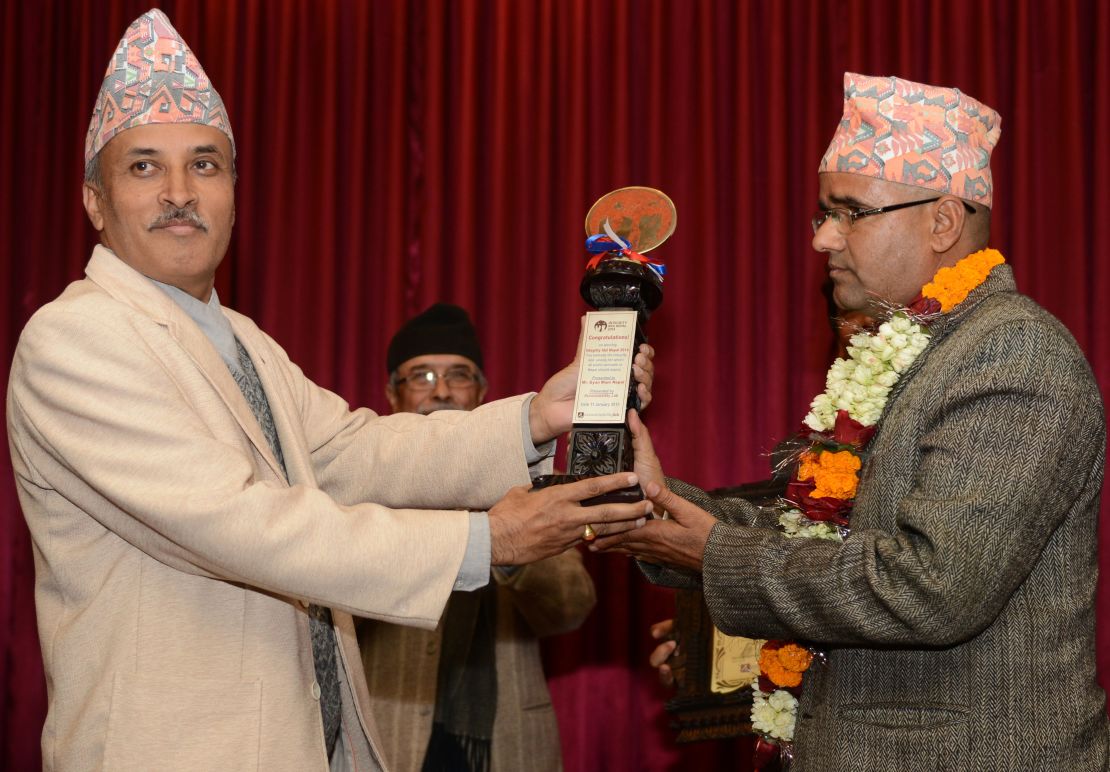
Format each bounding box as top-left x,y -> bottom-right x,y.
818,72 -> 1001,207
84,9 -> 234,170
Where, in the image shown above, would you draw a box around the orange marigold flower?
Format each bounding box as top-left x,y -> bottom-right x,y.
812,470 -> 858,500
759,642 -> 813,688
768,663 -> 803,688
775,643 -> 814,673
818,450 -> 861,474
806,450 -> 861,500
759,653 -> 803,688
922,248 -> 1005,312
797,451 -> 820,482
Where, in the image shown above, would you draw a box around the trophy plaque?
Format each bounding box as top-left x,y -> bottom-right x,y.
533,186 -> 675,504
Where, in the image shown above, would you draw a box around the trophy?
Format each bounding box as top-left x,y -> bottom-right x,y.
533,186 -> 675,504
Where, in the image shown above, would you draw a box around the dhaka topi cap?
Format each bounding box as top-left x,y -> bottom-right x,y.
387,304 -> 484,374
818,72 -> 1001,207
85,9 -> 235,172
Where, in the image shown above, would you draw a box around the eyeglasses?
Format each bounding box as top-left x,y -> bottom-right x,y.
394,367 -> 482,392
811,197 -> 975,235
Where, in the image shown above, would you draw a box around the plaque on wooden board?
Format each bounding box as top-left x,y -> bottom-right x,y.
664,479 -> 786,743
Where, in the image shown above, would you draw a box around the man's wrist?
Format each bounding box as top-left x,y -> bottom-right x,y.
527,393 -> 556,445
521,395 -> 557,466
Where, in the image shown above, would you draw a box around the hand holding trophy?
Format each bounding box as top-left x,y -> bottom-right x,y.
532,186 -> 675,506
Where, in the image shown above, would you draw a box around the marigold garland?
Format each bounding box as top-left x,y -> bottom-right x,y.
759,641 -> 815,689
797,449 -> 861,500
751,248 -> 1007,769
921,248 -> 1005,312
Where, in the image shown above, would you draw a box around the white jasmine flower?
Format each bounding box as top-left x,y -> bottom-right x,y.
781,511 -> 844,541
751,686 -> 798,741
875,343 -> 896,361
779,510 -> 803,528
828,360 -> 852,382
895,314 -> 916,333
809,393 -> 832,413
891,349 -> 917,372
849,332 -> 871,349
768,689 -> 797,712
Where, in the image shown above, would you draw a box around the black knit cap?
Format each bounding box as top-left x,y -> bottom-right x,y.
386,303 -> 484,374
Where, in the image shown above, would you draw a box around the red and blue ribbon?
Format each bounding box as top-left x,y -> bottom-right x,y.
584,221 -> 666,280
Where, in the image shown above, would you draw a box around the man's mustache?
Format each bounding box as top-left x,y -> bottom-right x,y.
149,207 -> 208,232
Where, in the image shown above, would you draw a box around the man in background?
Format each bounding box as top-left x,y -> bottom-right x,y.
361,304 -> 595,772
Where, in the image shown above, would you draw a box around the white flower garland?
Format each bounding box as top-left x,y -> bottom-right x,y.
803,313 -> 931,432
778,510 -> 843,542
750,677 -> 799,740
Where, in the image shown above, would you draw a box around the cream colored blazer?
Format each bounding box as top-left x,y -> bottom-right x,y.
6,247 -> 541,771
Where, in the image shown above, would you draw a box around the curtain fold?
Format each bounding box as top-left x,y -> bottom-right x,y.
3,2 -> 1107,770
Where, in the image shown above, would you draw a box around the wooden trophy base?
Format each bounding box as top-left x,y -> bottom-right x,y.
530,426 -> 643,505
530,473 -> 643,506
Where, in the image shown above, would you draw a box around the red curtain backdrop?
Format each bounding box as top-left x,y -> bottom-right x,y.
2,1 -> 1108,769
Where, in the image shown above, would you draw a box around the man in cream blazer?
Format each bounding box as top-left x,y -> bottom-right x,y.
6,10 -> 653,771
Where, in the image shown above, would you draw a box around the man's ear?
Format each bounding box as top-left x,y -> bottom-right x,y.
82,183 -> 106,232
929,196 -> 967,253
385,383 -> 400,413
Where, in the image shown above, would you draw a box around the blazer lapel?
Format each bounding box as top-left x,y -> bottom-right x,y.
83,246 -> 286,480
868,264 -> 1018,449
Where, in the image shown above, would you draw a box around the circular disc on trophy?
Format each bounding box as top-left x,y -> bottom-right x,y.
584,186 -> 677,254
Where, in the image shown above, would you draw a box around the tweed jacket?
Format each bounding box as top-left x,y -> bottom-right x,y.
6,246 -> 548,772
357,550 -> 595,772
648,266 -> 1108,770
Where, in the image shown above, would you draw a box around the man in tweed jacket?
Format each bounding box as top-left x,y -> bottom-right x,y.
598,73 -> 1109,769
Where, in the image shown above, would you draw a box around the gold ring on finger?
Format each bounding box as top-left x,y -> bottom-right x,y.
583,524 -> 597,541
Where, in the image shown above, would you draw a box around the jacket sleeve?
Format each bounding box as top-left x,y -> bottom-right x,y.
700,317 -> 1106,646
6,306 -> 497,629
637,476 -> 778,589
246,324 -> 537,512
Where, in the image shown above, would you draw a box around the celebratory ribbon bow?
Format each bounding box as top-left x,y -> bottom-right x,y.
584,219 -> 666,279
